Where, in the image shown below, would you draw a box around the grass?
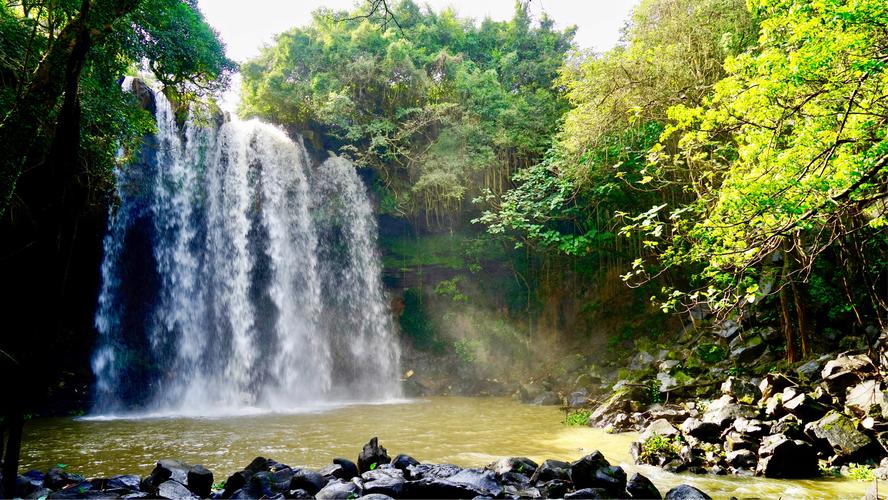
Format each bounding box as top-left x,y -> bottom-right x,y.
564,409 -> 592,426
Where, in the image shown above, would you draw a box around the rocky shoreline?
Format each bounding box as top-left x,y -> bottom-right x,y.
8,438 -> 712,499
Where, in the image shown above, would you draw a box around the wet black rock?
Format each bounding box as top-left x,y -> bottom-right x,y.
489,457 -> 538,477
187,465 -> 213,497
157,479 -> 198,500
446,468 -> 503,497
756,433 -> 818,478
537,479 -> 570,498
315,479 -> 362,499
107,475 -> 141,491
680,418 -> 721,443
405,463 -> 461,481
391,454 -> 420,471
530,459 -> 571,482
626,472 -> 661,499
358,437 -> 392,473
289,470 -> 327,495
569,451 -> 610,489
245,457 -> 270,474
664,484 -> 712,500
725,449 -> 757,469
44,467 -> 84,491
332,458 -> 359,480
362,474 -> 406,497
403,477 -> 485,498
222,470 -> 252,499
531,391 -> 560,406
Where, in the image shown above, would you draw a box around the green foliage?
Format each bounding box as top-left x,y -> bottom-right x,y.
240,0 -> 574,227
647,378 -> 662,404
845,463 -> 876,481
639,433 -> 683,463
564,409 -> 591,426
434,278 -> 468,302
399,288 -> 442,350
453,338 -> 481,364
696,343 -> 727,364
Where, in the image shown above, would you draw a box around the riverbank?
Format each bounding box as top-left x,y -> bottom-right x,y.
7,437 -> 715,499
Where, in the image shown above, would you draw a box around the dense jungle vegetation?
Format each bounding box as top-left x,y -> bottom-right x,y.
240,0 -> 887,370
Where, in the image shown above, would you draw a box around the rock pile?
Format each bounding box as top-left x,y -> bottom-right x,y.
620,352 -> 888,478
7,438 -> 712,499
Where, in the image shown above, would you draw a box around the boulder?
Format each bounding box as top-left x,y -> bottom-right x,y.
391,454 -> 420,471
536,480 -> 570,499
756,433 -> 818,478
186,465 -> 213,497
587,466 -> 627,497
44,468 -> 83,491
721,377 -> 761,404
701,395 -> 759,428
358,437 -> 392,473
405,463 -> 461,481
846,380 -> 888,419
530,459 -> 571,483
640,419 -> 680,441
362,474 -> 406,498
625,472 -> 661,499
332,458 -> 359,480
156,480 -> 198,500
141,460 -> 207,496
725,449 -> 757,469
446,468 -> 503,497
731,338 -> 767,364
680,418 -> 721,443
796,356 -> 829,380
315,479 -> 363,499
821,354 -> 876,395
569,451 -> 610,489
106,475 -> 141,492
245,457 -> 270,474
221,471 -> 252,499
664,484 -> 711,500
759,373 -> 797,401
489,457 -> 537,477
806,411 -> 872,458
289,470 -> 327,495
588,387 -> 647,427
771,414 -> 804,439
403,477 -> 485,498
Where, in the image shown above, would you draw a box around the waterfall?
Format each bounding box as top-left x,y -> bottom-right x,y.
92,84 -> 401,415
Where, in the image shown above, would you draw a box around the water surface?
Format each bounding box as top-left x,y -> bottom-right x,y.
22,397 -> 867,498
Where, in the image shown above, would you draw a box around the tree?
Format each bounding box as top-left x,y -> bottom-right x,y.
0,1 -> 232,493
622,0 -> 888,360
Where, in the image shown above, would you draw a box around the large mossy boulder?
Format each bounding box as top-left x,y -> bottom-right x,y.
755,433 -> 818,478
806,411 -> 873,459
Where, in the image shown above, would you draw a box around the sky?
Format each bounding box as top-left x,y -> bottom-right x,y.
196,0 -> 640,63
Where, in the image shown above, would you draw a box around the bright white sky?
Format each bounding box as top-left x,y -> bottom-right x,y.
196,0 -> 640,63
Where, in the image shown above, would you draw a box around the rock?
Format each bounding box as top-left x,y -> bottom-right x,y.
664,484 -> 711,500
806,410 -> 872,458
157,480 -> 198,500
731,417 -> 769,438
391,454 -> 420,471
531,391 -> 560,405
756,433 -> 818,478
26,487 -> 53,499
186,465 -> 213,497
245,457 -> 270,474
405,463 -> 461,481
589,387 -> 648,427
315,479 -> 362,499
821,354 -> 876,395
721,377 -> 761,404
332,458 -> 359,480
645,405 -> 691,424
319,464 -> 350,480
567,388 -> 590,407
530,459 -> 571,482
702,395 -> 759,428
569,451 -> 610,489
362,474 -> 405,498
660,360 -> 680,372
107,475 -> 141,491
361,495 -> 395,500
446,468 -> 503,497
765,416 -> 800,442
589,466 -> 627,497
536,480 -> 570,499
221,471 -> 252,499
731,338 -> 767,364
680,418 -> 721,443
489,457 -> 537,477
403,477 -> 485,498
725,449 -> 757,469
130,78 -> 157,115
759,373 -> 797,401
846,380 -> 888,419
564,488 -> 610,498
715,319 -> 740,339
625,472 -> 661,499
657,372 -> 679,392
289,470 -> 327,495
796,356 -> 829,380
46,482 -> 102,499
44,467 -> 84,491
640,419 -> 680,441
358,437 -> 391,473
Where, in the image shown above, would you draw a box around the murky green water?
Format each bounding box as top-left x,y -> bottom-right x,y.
21,397 -> 867,498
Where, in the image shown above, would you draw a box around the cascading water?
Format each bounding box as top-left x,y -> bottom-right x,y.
92,80 -> 401,415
